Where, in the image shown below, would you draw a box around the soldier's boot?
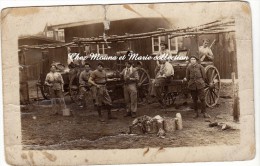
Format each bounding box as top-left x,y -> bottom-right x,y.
107,105 -> 117,120
194,110 -> 199,119
78,100 -> 84,108
108,110 -> 117,119
158,99 -> 166,109
97,106 -> 105,122
131,112 -> 137,118
201,99 -> 211,118
93,99 -> 97,107
203,113 -> 211,118
124,111 -> 132,117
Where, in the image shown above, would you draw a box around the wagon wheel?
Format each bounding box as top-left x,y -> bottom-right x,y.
37,76 -> 50,100
204,65 -> 221,108
162,92 -> 176,107
69,85 -> 80,104
69,72 -> 80,104
39,84 -> 51,100
137,68 -> 150,102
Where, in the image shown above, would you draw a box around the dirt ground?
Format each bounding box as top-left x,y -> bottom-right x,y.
21,82 -> 240,150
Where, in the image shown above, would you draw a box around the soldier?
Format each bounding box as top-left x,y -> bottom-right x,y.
78,63 -> 96,108
45,65 -> 64,115
150,59 -> 174,108
158,42 -> 171,56
185,55 -> 210,118
121,61 -> 139,118
199,39 -> 214,62
88,62 -> 117,122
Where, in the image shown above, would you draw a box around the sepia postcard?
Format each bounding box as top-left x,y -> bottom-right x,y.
1,1 -> 255,165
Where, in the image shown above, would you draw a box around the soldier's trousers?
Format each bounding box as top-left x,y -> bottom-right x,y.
190,88 -> 206,113
95,85 -> 112,106
123,83 -> 137,113
49,88 -> 63,114
79,86 -> 97,105
153,77 -> 166,103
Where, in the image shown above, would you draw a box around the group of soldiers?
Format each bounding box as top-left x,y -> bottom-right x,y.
45,39 -> 213,121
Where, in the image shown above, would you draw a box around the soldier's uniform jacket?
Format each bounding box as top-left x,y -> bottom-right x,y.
79,70 -> 92,87
121,67 -> 139,84
186,63 -> 206,90
89,69 -> 107,84
45,72 -> 64,90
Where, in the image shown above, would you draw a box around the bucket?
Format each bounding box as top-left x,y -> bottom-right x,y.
60,98 -> 71,116
63,108 -> 71,116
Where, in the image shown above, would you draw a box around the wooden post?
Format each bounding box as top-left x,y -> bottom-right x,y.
232,72 -> 239,122
232,72 -> 235,98
176,113 -> 183,130
19,50 -> 30,105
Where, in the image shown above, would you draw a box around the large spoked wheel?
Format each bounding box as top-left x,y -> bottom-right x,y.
39,84 -> 51,100
204,65 -> 221,108
69,85 -> 80,103
137,68 -> 150,102
162,92 -> 176,107
37,76 -> 50,100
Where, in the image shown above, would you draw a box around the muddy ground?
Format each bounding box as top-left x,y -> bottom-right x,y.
21,82 -> 240,150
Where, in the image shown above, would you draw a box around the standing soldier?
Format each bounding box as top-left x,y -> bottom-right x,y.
78,63 -> 96,108
185,55 -> 210,118
45,65 -> 64,115
88,62 -> 117,122
121,61 -> 139,118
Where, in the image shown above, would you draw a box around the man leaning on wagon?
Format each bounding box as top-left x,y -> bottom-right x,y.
185,55 -> 211,118
45,65 -> 64,115
88,62 -> 118,122
121,60 -> 139,118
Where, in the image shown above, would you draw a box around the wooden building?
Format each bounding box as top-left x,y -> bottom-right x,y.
19,35 -> 64,80
47,17 -> 237,79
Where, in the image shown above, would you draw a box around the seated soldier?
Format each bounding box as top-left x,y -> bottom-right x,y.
150,60 -> 174,108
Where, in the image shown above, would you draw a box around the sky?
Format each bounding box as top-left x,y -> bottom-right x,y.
2,2 -> 244,36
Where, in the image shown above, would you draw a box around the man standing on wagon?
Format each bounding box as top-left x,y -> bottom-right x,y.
185,55 -> 211,118
121,61 -> 139,118
199,39 -> 214,62
88,62 -> 117,122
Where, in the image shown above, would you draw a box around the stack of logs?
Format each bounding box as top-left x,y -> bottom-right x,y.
129,113 -> 183,138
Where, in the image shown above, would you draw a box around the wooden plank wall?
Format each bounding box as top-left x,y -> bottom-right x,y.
188,32 -> 237,79
208,32 -> 237,79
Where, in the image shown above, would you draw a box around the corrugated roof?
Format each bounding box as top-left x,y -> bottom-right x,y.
19,35 -> 64,43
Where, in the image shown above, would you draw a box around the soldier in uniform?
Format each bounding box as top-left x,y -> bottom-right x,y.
185,55 -> 210,118
78,63 -> 96,108
45,65 -> 64,115
88,62 -> 117,122
121,61 -> 139,118
150,42 -> 174,107
150,59 -> 174,108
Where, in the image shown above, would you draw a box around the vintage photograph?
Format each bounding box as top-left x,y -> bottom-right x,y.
18,3 -> 239,150
2,1 -> 255,165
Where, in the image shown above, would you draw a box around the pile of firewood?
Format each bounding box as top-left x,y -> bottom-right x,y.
129,113 -> 183,138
